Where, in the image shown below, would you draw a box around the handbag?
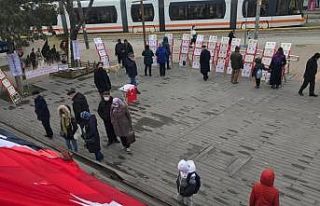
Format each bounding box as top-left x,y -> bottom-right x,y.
126,131 -> 136,144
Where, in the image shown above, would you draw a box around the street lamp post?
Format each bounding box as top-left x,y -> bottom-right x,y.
140,0 -> 147,46
133,0 -> 147,47
254,0 -> 262,39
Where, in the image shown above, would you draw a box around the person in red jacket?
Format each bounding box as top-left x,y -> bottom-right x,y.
250,168 -> 279,206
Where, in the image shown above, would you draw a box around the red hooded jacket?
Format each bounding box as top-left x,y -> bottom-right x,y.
250,169 -> 280,206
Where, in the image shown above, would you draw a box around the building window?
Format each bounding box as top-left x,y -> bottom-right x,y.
169,0 -> 226,20
276,0 -> 302,15
242,0 -> 270,17
75,6 -> 118,24
131,4 -> 155,22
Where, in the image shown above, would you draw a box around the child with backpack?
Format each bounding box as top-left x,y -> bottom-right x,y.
176,160 -> 201,206
252,57 -> 265,88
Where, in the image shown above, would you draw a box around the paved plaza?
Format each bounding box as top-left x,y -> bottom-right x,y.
1,54 -> 320,205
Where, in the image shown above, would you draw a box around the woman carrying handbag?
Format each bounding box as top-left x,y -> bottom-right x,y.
110,98 -> 135,153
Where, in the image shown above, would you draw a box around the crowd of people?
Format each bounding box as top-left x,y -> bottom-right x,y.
30,32 -> 320,206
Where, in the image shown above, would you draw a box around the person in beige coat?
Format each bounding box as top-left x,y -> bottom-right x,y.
110,98 -> 133,153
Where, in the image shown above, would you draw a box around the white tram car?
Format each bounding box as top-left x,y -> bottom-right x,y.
48,0 -> 304,34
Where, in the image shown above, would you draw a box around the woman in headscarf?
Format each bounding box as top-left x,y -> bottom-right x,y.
58,105 -> 78,152
110,98 -> 133,153
269,47 -> 287,89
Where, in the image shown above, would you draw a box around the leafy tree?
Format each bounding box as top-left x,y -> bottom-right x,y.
0,0 -> 57,47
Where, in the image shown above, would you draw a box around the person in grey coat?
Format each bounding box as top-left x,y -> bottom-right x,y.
110,98 -> 133,153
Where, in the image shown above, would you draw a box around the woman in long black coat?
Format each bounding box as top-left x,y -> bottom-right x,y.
80,111 -> 104,161
200,45 -> 211,81
269,47 -> 286,89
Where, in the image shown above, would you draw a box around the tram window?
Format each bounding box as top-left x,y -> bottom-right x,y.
169,1 -> 226,20
242,0 -> 270,17
75,6 -> 117,24
276,0 -> 302,15
131,4 -> 154,22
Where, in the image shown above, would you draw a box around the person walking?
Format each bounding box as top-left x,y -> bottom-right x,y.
228,30 -> 236,45
50,44 -> 57,63
110,98 -> 134,153
230,46 -> 243,84
163,36 -> 171,70
115,39 -> 124,65
249,168 -> 279,206
200,45 -> 211,81
269,47 -> 287,89
80,111 -> 104,162
67,89 -> 90,135
123,53 -> 140,94
98,91 -> 120,146
36,48 -> 43,67
299,53 -> 320,97
190,25 -> 197,47
94,62 -> 112,95
176,160 -> 201,206
33,90 -> 53,138
58,105 -> 78,152
156,43 -> 168,77
142,45 -> 154,76
252,57 -> 265,88
30,48 -> 37,70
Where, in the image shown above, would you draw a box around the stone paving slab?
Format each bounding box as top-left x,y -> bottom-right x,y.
1,59 -> 320,205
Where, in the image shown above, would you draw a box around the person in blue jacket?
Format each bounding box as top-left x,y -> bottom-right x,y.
156,43 -> 168,77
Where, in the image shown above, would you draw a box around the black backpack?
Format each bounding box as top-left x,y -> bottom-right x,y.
187,172 -> 201,194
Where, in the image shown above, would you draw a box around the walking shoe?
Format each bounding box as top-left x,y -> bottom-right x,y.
309,94 -> 318,97
298,91 -> 304,96
126,148 -> 131,153
114,139 -> 120,143
136,90 -> 141,94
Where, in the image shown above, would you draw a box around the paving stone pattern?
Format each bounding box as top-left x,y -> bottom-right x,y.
1,60 -> 320,205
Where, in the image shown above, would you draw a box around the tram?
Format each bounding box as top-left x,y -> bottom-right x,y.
48,0 -> 304,34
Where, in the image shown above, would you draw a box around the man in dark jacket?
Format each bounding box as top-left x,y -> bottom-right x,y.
67,88 -> 90,132
230,46 -> 243,84
228,30 -> 235,45
94,62 -> 111,94
80,111 -> 104,162
98,91 -> 119,146
200,45 -> 211,81
156,43 -> 168,77
30,48 -> 37,70
115,39 -> 124,65
124,53 -> 140,94
33,90 -> 53,138
123,39 -> 134,59
299,53 -> 320,97
142,45 -> 154,76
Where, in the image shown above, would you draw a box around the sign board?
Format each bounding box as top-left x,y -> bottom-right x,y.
179,34 -> 191,66
94,38 -> 110,68
207,35 -> 218,70
261,42 -> 277,81
7,53 -> 22,77
280,43 -> 292,58
0,69 -> 21,104
242,39 -> 258,77
25,65 -> 59,79
148,34 -> 158,65
216,37 -> 230,73
192,34 -> 204,69
72,40 -> 81,60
